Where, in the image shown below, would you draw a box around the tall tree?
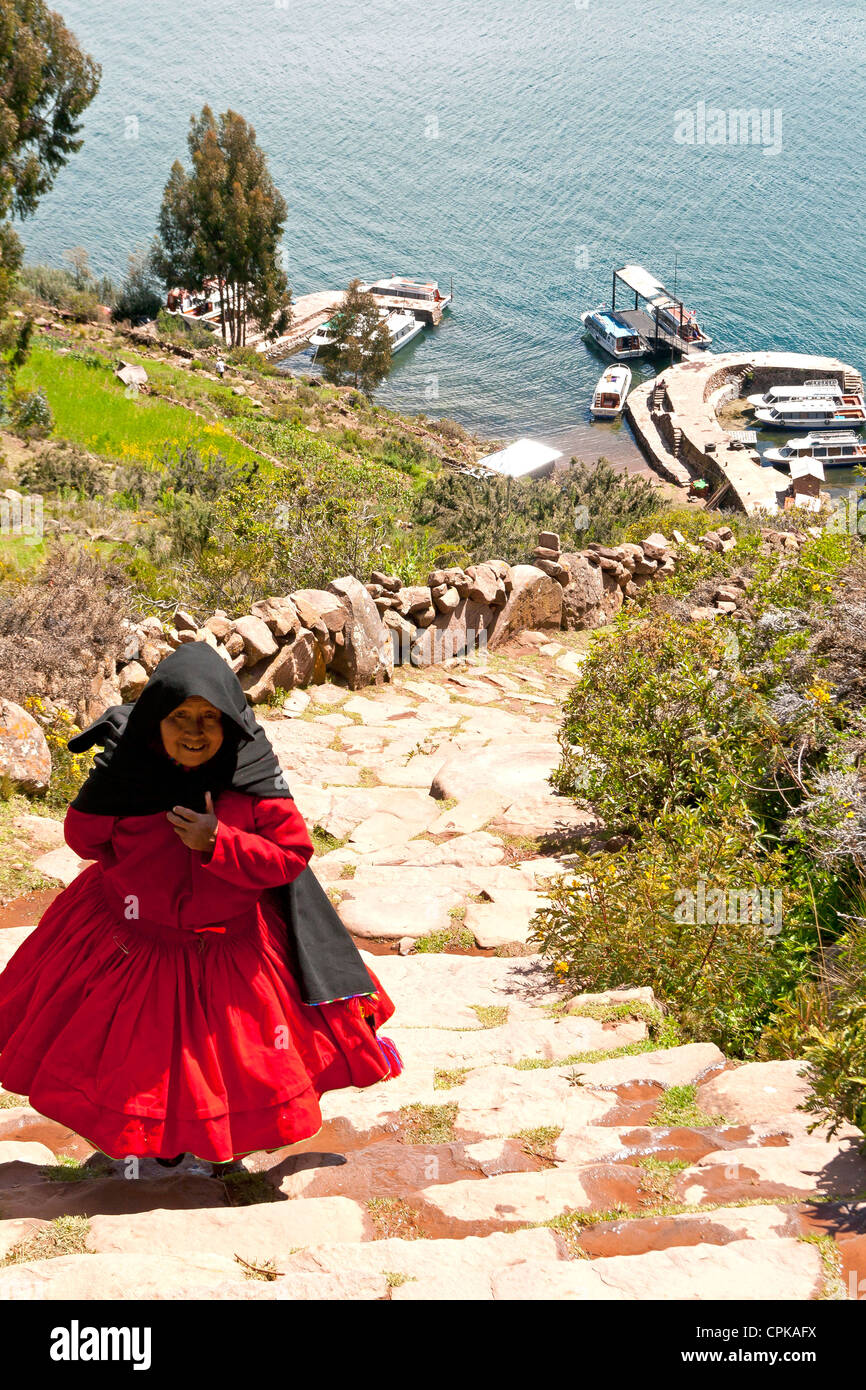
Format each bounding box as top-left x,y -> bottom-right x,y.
0,0 -> 100,223
153,106 -> 291,348
319,278 -> 392,395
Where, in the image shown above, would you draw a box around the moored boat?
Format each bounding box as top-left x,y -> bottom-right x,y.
754,394 -> 866,430
590,364 -> 632,417
747,380 -> 842,409
763,431 -> 866,468
654,297 -> 712,348
580,308 -> 645,359
310,306 -> 423,356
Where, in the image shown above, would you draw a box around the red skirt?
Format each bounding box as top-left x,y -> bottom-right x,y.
0,863 -> 400,1163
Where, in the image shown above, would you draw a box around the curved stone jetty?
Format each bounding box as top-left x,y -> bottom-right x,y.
627,351 -> 865,514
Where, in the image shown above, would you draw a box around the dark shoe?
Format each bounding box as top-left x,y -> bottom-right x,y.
155,1153 -> 186,1168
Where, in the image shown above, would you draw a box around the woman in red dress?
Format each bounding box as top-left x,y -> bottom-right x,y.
0,644 -> 402,1172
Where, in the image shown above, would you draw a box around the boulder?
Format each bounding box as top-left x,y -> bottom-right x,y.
326,576 -> 393,689
241,630 -> 324,703
0,699 -> 51,793
487,566 -> 562,647
117,661 -> 149,701
466,562 -> 505,606
204,614 -> 234,641
559,553 -> 605,630
138,638 -> 173,673
233,615 -> 279,664
251,596 -> 300,639
291,589 -> 348,635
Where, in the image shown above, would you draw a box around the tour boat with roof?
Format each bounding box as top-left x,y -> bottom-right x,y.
753,394 -> 866,430
747,380 -> 843,410
590,364 -> 632,418
580,308 -> 645,359
763,432 -> 866,468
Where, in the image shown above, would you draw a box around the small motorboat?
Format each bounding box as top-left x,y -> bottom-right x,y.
310,307 -> 423,357
590,364 -> 632,418
580,308 -> 645,359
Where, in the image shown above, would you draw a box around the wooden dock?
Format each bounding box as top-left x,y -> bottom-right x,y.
252,290 -> 346,361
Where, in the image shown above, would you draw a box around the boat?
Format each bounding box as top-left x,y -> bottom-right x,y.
363,276 -> 452,311
747,380 -> 842,409
580,308 -> 645,359
165,278 -> 228,332
754,394 -> 866,430
653,297 -> 712,348
763,431 -> 866,468
590,364 -> 632,418
310,306 -> 423,356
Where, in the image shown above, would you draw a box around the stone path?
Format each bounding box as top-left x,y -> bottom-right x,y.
1,632 -> 864,1300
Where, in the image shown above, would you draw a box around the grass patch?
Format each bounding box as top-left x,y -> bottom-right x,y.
512,1126 -> 562,1163
18,342 -> 261,472
0,796 -> 60,906
234,1253 -> 283,1281
798,1232 -> 846,1301
221,1171 -> 280,1206
398,1103 -> 458,1145
647,1084 -> 727,1129
414,925 -> 476,954
1,1214 -> 91,1266
39,1156 -> 100,1183
311,827 -> 349,857
0,1091 -> 27,1109
384,1269 -> 417,1288
468,1005 -> 509,1029
433,1068 -> 469,1090
367,1197 -> 427,1241
635,1156 -> 691,1204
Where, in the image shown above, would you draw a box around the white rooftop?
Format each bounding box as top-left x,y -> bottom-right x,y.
789,457 -> 825,481
615,264 -> 670,307
479,438 -> 563,479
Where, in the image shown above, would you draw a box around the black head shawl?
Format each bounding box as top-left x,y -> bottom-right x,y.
67,643 -> 376,1006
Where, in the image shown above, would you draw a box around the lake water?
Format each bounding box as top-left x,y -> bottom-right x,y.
19,0 -> 866,492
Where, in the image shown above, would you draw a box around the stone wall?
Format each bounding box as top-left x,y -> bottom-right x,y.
94,528 -> 733,721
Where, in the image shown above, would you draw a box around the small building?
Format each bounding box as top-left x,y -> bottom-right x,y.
786,457 -> 824,512
477,438 -> 562,480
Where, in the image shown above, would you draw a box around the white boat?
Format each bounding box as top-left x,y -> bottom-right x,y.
310,306 -> 423,356
363,276 -> 452,311
754,394 -> 866,431
763,431 -> 866,468
747,380 -> 842,409
581,308 -> 645,359
590,365 -> 632,418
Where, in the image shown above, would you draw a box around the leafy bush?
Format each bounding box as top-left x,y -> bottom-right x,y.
19,442 -> 109,498
14,387 -> 53,436
412,458 -> 661,564
538,524 -> 866,1070
22,696 -> 95,809
111,249 -> 163,325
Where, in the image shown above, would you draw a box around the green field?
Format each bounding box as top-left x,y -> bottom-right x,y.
17,343 -> 263,471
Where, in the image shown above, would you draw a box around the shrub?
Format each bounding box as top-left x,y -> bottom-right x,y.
14,387 -> 53,437
18,442 -> 109,498
412,457 -> 661,564
531,810 -> 807,1054
0,543 -> 131,721
111,248 -> 163,325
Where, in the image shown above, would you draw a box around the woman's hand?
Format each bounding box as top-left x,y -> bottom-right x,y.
167,790 -> 218,852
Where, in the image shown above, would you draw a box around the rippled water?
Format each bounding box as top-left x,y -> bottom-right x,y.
20,0 -> 866,487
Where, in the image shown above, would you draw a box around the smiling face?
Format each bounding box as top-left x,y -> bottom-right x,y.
159,697 -> 224,768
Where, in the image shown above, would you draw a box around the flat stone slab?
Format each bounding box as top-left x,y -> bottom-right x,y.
367,952 -> 563,1028
385,1017 -> 647,1070
414,1165 -> 645,1237
465,893 -> 550,948
564,1043 -> 725,1091
492,1237 -> 823,1301
697,1060 -> 811,1124
31,846 -> 91,885
451,1064 -> 619,1139
86,1195 -> 373,1258
333,883 -> 464,940
431,739 -> 561,803
677,1137 -> 866,1206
